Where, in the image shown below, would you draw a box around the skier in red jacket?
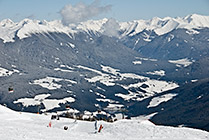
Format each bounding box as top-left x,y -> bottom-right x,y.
98,124 -> 103,133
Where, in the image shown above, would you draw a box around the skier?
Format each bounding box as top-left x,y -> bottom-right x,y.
94,120 -> 98,131
56,112 -> 60,120
48,121 -> 52,127
98,124 -> 103,133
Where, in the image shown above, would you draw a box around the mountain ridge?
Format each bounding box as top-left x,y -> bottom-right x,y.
0,13 -> 209,132
1,14 -> 209,43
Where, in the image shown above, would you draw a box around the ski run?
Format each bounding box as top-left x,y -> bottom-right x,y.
0,105 -> 208,140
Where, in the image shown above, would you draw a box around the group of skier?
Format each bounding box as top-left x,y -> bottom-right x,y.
48,114 -> 103,133
94,120 -> 103,133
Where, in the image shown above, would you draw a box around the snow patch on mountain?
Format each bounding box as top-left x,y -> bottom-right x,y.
106,103 -> 124,110
30,76 -> 77,90
30,77 -> 63,90
0,67 -> 14,77
14,94 -> 75,112
133,60 -> 142,65
96,98 -> 116,103
142,32 -> 152,41
54,68 -> 73,73
101,65 -> 120,75
95,92 -> 106,98
134,38 -> 140,45
78,65 -> 117,86
191,79 -> 198,82
0,66 -> 20,77
120,79 -> 178,101
146,70 -> 165,76
197,95 -> 203,100
115,92 -> 138,101
54,64 -> 74,73
60,64 -> 74,70
167,34 -> 175,42
135,57 -> 157,62
147,93 -> 177,108
168,58 -> 194,67
67,42 -> 76,48
186,29 -> 200,35
154,18 -> 179,35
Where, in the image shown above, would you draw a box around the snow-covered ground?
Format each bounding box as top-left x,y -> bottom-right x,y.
0,105 -> 208,140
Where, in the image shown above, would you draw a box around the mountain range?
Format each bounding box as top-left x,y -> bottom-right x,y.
0,14 -> 209,131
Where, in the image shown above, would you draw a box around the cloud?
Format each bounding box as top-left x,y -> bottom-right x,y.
25,14 -> 36,19
102,18 -> 120,37
60,0 -> 112,25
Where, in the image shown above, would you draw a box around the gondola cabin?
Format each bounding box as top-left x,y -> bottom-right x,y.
66,104 -> 70,109
8,86 -> 14,93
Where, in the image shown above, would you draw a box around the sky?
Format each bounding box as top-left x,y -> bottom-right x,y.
0,0 -> 209,23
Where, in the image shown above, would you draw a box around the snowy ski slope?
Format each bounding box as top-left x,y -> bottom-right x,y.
0,105 -> 208,140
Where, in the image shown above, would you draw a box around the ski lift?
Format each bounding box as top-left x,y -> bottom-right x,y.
8,86 -> 14,93
66,104 -> 70,109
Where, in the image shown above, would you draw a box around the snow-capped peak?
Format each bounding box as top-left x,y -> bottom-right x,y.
76,18 -> 108,33
0,14 -> 209,43
120,14 -> 209,36
0,18 -> 77,43
0,19 -> 14,26
184,14 -> 209,27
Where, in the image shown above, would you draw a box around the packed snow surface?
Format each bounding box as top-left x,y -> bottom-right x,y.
0,105 -> 208,140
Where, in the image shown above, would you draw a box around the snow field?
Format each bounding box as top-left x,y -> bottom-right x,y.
0,105 -> 208,140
